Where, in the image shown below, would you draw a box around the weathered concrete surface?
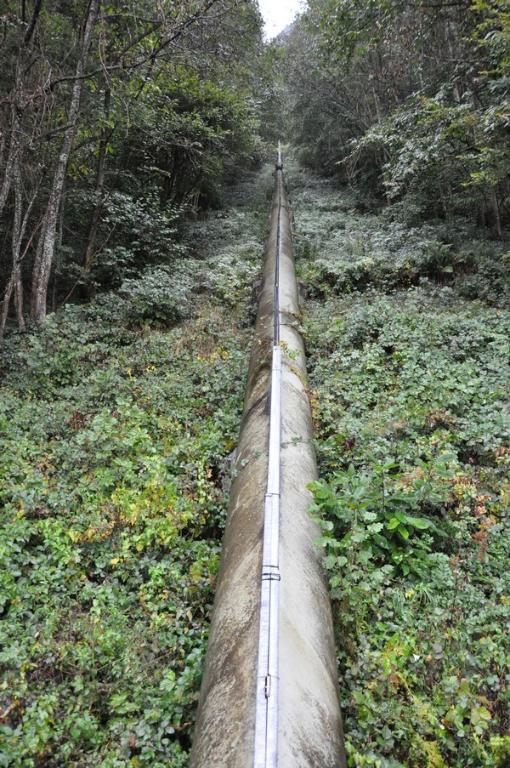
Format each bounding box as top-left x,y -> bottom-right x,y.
190,165 -> 346,768
277,179 -> 346,768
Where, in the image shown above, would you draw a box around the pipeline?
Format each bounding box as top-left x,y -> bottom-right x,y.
253,144 -> 282,768
190,149 -> 346,768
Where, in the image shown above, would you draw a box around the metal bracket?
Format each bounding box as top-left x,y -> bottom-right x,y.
262,570 -> 281,582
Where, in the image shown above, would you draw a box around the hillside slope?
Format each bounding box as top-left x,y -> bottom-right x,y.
0,166 -> 273,768
2,157 -> 510,768
287,161 -> 510,767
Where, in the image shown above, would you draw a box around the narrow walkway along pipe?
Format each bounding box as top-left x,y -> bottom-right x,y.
190,150 -> 346,768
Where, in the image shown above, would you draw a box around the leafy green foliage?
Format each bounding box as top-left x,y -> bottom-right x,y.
351,94 -> 510,224
0,0 -> 268,322
311,461 -> 444,577
0,167 -> 269,766
118,265 -> 194,327
122,64 -> 263,208
289,162 -> 510,305
283,0 -> 510,231
91,189 -> 186,286
290,162 -> 510,767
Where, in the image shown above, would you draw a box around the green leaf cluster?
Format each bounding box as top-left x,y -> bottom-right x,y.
0,166 -> 270,766
290,160 -> 510,767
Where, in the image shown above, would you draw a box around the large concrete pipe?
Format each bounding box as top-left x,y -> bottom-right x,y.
190,151 -> 346,768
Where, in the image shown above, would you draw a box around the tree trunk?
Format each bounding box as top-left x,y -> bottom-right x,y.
0,0 -> 40,218
30,0 -> 99,323
0,62 -> 22,221
0,156 -> 26,338
52,188 -> 66,312
0,0 -> 45,337
83,86 -> 111,273
490,187 -> 503,239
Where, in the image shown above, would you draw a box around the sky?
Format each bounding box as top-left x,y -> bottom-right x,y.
258,0 -> 302,40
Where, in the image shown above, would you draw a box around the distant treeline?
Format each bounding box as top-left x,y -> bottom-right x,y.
282,0 -> 510,234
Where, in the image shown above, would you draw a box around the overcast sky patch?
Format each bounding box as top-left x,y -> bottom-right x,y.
258,0 -> 302,39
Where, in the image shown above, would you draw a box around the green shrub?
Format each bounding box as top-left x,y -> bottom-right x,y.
311,459 -> 450,578
291,162 -> 510,768
119,265 -> 194,327
0,166 -> 270,767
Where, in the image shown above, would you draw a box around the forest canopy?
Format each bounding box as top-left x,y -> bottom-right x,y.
283,0 -> 510,233
0,0 -> 273,331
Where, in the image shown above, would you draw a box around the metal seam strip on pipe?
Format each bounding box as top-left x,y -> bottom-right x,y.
253,143 -> 284,768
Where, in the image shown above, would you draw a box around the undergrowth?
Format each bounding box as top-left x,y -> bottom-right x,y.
0,166 -> 272,767
288,160 -> 510,768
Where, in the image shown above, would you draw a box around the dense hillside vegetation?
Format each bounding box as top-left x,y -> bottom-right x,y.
279,4 -> 510,763
0,164 -> 273,765
283,0 -> 510,233
287,160 -> 510,767
1,1 -> 509,767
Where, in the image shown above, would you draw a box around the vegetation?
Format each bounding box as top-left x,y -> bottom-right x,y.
0,0 -> 270,330
283,0 -> 510,234
0,165 -> 272,766
1,1 -> 509,767
278,6 -> 510,762
287,160 -> 510,767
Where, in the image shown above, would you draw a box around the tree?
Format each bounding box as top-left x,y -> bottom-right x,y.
0,0 -> 265,329
282,0 -> 510,232
30,0 -> 99,323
